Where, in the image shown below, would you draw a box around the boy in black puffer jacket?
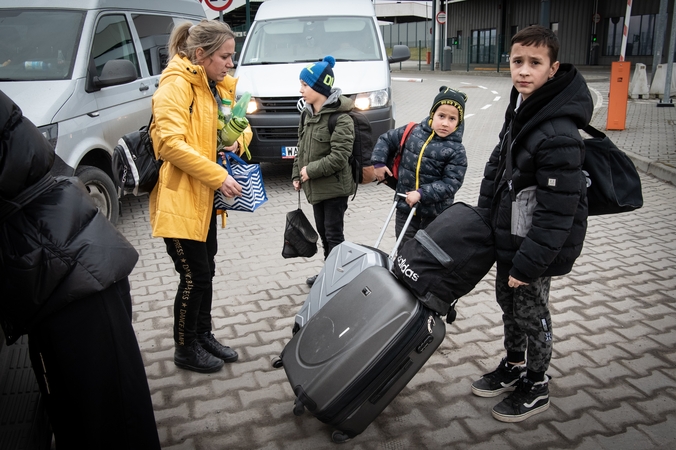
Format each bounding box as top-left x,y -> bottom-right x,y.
0,90 -> 160,449
471,26 -> 593,423
371,86 -> 468,243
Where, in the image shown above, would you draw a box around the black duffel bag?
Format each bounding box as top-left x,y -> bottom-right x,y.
392,202 -> 495,318
582,125 -> 643,216
282,191 -> 318,259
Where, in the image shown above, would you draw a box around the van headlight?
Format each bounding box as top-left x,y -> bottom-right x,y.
354,89 -> 390,111
38,123 -> 58,150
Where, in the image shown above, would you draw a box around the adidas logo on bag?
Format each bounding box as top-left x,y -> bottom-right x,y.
396,256 -> 419,282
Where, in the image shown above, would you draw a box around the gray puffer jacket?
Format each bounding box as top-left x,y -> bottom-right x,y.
371,119 -> 467,218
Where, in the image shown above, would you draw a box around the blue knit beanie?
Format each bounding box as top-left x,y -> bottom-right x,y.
299,56 -> 336,98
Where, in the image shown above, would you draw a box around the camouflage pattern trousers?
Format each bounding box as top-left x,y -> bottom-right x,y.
495,274 -> 552,373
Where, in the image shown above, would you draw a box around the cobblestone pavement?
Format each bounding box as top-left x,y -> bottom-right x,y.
116,68 -> 676,450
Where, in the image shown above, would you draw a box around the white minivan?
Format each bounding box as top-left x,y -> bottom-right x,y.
0,0 -> 205,223
233,0 -> 410,163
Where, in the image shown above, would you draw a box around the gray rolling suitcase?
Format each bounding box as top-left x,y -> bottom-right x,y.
280,265 -> 446,443
292,194 -> 416,334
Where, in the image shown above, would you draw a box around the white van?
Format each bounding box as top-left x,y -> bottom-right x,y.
233,0 -> 410,162
0,0 -> 205,223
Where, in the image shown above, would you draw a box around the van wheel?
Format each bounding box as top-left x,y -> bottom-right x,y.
75,165 -> 119,225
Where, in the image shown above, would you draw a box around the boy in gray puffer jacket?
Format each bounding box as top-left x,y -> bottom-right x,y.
372,86 -> 468,243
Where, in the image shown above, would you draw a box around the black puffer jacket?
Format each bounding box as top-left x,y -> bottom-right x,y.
477,64 -> 593,282
0,90 -> 138,344
372,119 -> 467,218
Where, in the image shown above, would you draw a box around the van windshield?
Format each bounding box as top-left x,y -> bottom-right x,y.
241,16 -> 382,65
0,9 -> 84,81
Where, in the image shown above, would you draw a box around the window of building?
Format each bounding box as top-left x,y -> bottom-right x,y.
551,22 -> 559,36
471,28 -> 496,63
604,14 -> 655,56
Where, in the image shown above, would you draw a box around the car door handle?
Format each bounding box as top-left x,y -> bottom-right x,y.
139,83 -> 149,92
155,79 -> 159,88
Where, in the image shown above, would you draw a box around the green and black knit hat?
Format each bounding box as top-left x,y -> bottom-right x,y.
429,86 -> 468,124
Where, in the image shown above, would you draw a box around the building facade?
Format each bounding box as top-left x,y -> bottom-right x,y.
441,0 -> 673,68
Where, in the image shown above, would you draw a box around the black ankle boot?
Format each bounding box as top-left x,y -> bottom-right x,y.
174,340 -> 224,373
197,332 -> 238,363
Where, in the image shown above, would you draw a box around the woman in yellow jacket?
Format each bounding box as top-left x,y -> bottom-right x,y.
150,20 -> 251,373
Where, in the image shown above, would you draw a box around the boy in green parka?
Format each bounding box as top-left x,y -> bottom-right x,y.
292,56 -> 355,286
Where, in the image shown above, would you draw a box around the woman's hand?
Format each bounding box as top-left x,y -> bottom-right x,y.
300,166 -> 310,183
223,140 -> 239,154
374,166 -> 392,182
220,175 -> 242,198
293,180 -> 301,191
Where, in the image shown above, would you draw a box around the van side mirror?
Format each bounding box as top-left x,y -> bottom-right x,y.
388,45 -> 411,64
87,59 -> 138,92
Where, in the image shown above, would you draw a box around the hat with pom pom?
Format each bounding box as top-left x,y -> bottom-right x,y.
300,55 -> 336,98
430,86 -> 468,124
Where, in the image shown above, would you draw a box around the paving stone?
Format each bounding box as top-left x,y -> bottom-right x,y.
637,413 -> 676,448
592,426 -> 661,450
626,370 -> 676,396
550,412 -> 607,442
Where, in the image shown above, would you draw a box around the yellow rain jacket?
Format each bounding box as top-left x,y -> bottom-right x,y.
149,55 -> 252,241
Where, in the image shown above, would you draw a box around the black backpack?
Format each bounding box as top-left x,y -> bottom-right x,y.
112,115 -> 162,197
327,110 -> 374,189
392,202 -> 495,319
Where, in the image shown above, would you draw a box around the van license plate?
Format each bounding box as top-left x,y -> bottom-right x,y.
282,146 -> 298,159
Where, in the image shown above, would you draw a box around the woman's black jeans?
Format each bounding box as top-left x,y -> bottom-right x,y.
164,209 -> 217,346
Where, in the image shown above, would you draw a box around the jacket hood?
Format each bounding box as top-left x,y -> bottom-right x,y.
160,55 -> 207,89
303,89 -> 353,116
508,63 -> 593,142
0,90 -> 55,200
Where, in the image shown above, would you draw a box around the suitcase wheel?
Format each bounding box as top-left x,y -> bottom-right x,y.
331,430 -> 352,444
271,356 -> 283,369
293,399 -> 305,416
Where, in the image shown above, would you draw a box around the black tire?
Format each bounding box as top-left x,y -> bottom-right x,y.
74,165 -> 120,225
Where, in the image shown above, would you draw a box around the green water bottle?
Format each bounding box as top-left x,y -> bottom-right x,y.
231,92 -> 251,118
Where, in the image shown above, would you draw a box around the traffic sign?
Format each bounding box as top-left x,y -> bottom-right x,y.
593,13 -> 601,24
202,0 -> 233,12
437,11 -> 447,25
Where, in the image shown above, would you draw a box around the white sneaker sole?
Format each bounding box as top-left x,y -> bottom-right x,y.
491,400 -> 550,422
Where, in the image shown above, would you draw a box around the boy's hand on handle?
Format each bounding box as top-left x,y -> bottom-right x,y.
293,180 -> 301,191
374,166 -> 392,182
405,190 -> 421,208
508,276 -> 529,288
220,175 -> 242,198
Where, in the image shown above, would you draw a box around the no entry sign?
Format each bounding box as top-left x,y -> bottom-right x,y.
202,0 -> 233,12
437,11 -> 447,25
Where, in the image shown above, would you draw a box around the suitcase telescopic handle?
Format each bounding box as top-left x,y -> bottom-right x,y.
374,193 -> 418,260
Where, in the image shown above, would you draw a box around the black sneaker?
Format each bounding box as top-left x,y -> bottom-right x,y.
197,332 -> 238,363
174,340 -> 224,373
471,358 -> 526,397
306,274 -> 318,286
492,376 -> 550,422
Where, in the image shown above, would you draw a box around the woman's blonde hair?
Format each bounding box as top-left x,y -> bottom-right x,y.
168,19 -> 235,63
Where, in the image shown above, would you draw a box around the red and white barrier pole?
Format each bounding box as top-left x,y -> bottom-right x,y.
619,0 -> 633,61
